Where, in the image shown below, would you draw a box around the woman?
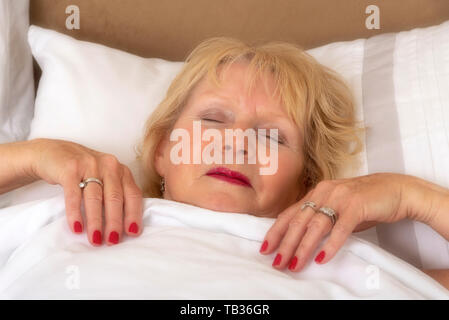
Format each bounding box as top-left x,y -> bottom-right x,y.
0,37 -> 448,288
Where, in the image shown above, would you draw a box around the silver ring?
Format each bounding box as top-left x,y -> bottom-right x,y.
79,177 -> 104,189
317,206 -> 338,226
300,201 -> 317,211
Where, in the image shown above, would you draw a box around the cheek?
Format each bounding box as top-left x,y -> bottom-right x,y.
163,124 -> 207,196
166,163 -> 197,195
259,151 -> 303,192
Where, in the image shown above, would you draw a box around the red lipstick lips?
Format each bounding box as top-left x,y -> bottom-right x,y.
206,167 -> 252,187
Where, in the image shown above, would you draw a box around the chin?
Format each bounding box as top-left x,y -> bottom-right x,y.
194,191 -> 250,213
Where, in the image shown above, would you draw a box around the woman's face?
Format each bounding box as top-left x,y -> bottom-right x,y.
154,62 -> 305,217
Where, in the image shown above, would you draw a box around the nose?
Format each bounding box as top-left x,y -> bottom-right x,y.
220,120 -> 255,162
223,142 -> 248,156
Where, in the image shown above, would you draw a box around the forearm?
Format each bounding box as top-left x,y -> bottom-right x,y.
0,139 -> 40,195
421,269 -> 449,291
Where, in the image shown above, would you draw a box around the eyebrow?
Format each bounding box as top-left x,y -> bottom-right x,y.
198,103 -> 236,121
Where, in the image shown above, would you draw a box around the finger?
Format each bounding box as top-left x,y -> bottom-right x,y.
288,214 -> 333,272
102,167 -> 124,246
263,181 -> 337,270
260,188 -> 315,255
83,170 -> 104,246
285,181 -> 345,271
270,207 -> 314,269
62,174 -> 84,234
122,166 -> 143,237
314,204 -> 360,265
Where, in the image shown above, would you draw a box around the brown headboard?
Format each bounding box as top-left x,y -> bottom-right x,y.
30,0 -> 449,61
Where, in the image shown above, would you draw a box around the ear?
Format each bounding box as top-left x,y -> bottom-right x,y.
154,134 -> 169,177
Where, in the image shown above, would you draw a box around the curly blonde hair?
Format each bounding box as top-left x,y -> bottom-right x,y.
135,37 -> 365,198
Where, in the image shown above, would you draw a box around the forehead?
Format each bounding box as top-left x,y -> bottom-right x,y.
187,62 -> 285,115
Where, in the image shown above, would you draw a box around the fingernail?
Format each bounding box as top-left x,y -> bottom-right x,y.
259,240 -> 268,252
74,221 -> 82,233
129,222 -> 139,234
315,250 -> 325,263
272,253 -> 282,266
109,231 -> 119,244
93,230 -> 102,245
288,256 -> 298,270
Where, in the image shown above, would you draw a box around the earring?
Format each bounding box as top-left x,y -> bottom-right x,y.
160,177 -> 165,193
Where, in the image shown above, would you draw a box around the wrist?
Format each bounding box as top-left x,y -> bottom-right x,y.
399,174 -> 449,225
12,139 -> 42,182
427,192 -> 449,241
0,139 -> 42,195
400,174 -> 449,241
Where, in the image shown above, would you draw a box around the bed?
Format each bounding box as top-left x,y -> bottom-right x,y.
1,0 -> 449,300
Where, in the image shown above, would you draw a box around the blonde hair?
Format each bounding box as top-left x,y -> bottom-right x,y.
135,37 -> 365,198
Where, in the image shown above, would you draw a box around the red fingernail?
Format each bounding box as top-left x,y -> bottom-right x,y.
315,250 -> 325,263
129,222 -> 139,234
272,253 -> 282,266
259,240 -> 268,252
109,231 -> 119,244
74,221 -> 82,233
93,230 -> 102,245
289,256 -> 298,270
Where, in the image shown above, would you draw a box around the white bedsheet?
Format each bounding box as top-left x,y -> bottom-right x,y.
0,194 -> 448,299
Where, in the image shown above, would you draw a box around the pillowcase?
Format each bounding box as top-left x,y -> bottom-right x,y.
0,0 -> 35,143
3,21 -> 449,270
26,25 -> 184,190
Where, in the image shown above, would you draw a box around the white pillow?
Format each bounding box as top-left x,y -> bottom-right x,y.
26,25 -> 184,190
3,21 -> 449,270
0,0 -> 34,143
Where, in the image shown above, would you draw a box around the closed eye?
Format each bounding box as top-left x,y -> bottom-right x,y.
267,134 -> 285,145
201,118 -> 223,123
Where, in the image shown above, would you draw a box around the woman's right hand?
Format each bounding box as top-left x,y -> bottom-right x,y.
29,138 -> 143,246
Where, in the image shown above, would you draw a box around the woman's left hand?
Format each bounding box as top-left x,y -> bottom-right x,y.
259,172 -> 436,272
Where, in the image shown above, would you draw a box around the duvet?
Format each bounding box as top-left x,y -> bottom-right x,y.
0,194 -> 448,299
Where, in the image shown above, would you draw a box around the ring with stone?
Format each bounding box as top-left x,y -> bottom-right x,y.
79,177 -> 104,189
317,206 -> 338,226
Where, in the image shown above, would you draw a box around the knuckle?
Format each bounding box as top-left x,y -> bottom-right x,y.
332,183 -> 351,198
306,219 -> 323,231
123,165 -> 136,181
127,188 -> 143,199
86,215 -> 102,226
65,198 -> 79,213
278,239 -> 296,253
333,222 -> 349,235
288,216 -> 306,228
102,154 -> 120,169
122,165 -> 133,175
85,193 -> 103,202
106,191 -> 124,204
66,159 -> 80,174
84,155 -> 98,170
105,216 -> 123,227
297,242 -> 310,254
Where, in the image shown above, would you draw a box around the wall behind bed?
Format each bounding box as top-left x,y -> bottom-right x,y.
30,0 -> 449,60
